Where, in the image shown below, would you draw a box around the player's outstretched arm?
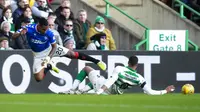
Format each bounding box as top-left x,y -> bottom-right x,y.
142,83 -> 175,95
12,28 -> 27,39
165,85 -> 175,93
49,43 -> 57,58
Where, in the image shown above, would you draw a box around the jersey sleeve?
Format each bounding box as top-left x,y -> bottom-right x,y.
137,75 -> 146,87
47,30 -> 56,44
142,83 -> 167,95
135,73 -> 167,95
16,25 -> 30,33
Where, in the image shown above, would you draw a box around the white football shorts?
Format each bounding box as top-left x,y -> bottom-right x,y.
88,70 -> 106,91
33,45 -> 69,74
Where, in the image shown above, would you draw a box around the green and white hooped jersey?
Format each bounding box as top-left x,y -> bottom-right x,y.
108,66 -> 146,94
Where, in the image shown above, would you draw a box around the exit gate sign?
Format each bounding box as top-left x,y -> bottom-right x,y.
148,30 -> 188,51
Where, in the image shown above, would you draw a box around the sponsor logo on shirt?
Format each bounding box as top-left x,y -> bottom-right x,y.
31,39 -> 47,44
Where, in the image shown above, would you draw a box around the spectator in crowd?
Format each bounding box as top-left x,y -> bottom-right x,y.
0,0 -> 11,18
60,19 -> 77,49
48,12 -> 58,30
0,6 -> 15,33
36,0 -> 52,12
0,21 -> 16,49
63,38 -> 74,50
0,36 -> 13,50
54,0 -> 74,19
87,32 -> 109,50
48,12 -> 56,22
15,17 -> 30,49
73,9 -> 91,49
15,6 -> 36,31
31,0 -> 53,19
55,7 -> 74,32
0,0 -> 17,18
48,18 -> 63,46
13,0 -> 29,24
86,16 -> 116,50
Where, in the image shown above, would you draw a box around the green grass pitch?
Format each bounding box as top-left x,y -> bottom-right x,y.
0,94 -> 199,112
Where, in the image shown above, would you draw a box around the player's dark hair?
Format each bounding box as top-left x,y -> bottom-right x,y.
128,55 -> 138,66
38,18 -> 48,26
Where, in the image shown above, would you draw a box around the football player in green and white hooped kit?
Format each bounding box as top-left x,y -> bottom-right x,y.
61,55 -> 175,95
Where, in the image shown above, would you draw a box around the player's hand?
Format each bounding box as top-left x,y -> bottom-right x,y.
165,85 -> 175,93
44,56 -> 51,63
20,28 -> 27,35
42,56 -> 51,66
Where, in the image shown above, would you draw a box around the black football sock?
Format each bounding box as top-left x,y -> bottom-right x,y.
44,64 -> 52,74
74,52 -> 100,64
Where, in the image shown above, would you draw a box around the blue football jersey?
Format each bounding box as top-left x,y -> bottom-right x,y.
17,24 -> 56,52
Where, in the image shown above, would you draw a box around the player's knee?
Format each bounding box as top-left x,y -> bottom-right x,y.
35,77 -> 43,82
34,73 -> 44,82
84,66 -> 94,74
83,66 -> 90,70
66,50 -> 75,58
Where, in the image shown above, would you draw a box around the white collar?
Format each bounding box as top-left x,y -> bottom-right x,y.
95,26 -> 105,32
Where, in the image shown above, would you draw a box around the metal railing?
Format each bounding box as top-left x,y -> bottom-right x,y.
173,0 -> 199,51
103,0 -> 198,51
103,0 -> 149,50
173,0 -> 200,18
104,0 -> 149,30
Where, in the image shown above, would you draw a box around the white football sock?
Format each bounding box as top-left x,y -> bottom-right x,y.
72,79 -> 80,90
81,85 -> 92,92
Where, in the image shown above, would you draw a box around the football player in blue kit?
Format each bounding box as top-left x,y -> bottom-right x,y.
13,18 -> 106,82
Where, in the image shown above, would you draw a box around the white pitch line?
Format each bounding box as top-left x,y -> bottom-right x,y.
0,101 -> 199,110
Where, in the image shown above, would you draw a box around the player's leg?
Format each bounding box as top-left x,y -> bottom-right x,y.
53,45 -> 106,71
72,66 -> 95,89
87,67 -> 106,91
33,46 -> 60,81
33,58 -> 50,82
72,67 -> 96,94
59,66 -> 94,94
34,70 -> 45,82
69,51 -> 106,70
33,57 -> 59,82
75,82 -> 93,94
